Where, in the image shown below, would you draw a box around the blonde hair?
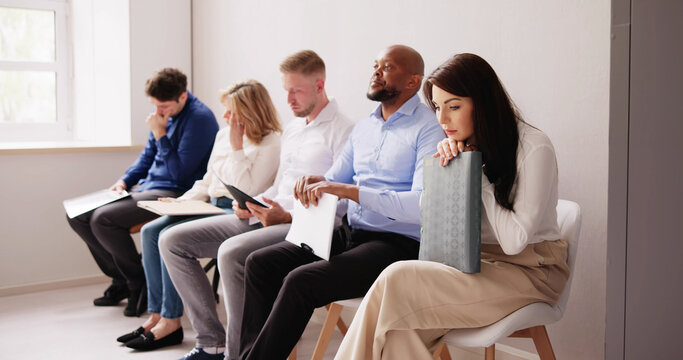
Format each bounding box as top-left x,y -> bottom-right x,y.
219,80 -> 282,144
279,50 -> 326,80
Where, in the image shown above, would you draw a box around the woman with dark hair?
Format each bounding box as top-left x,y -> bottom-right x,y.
118,80 -> 282,351
333,54 -> 569,360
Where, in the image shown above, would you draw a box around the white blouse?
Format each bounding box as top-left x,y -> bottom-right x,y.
480,122 -> 561,255
178,127 -> 281,201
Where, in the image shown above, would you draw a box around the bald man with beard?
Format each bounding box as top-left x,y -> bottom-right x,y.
237,45 -> 446,360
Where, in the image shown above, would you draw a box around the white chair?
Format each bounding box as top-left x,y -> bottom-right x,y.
434,199 -> 582,360
298,200 -> 581,360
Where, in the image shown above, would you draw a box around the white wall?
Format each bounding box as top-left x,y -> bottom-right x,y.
0,149 -> 141,286
71,0 -> 131,144
0,0 -> 193,286
192,1 -> 609,358
129,0 -> 192,145
71,0 -> 192,146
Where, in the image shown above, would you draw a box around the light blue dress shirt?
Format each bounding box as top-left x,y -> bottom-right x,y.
325,94 -> 445,240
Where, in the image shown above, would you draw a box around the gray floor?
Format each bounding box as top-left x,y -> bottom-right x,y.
0,282 -> 529,359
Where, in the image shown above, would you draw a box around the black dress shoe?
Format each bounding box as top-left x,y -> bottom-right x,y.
124,285 -> 147,317
125,327 -> 183,351
117,326 -> 145,343
93,284 -> 129,306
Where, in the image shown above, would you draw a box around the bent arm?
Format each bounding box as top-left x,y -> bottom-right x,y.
354,124 -> 444,224
121,133 -> 157,188
483,145 -> 558,255
157,117 -> 217,186
217,137 -> 280,196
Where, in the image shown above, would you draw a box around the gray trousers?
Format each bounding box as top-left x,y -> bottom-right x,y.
159,213 -> 290,359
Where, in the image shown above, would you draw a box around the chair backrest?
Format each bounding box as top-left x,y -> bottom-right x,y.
553,199 -> 582,314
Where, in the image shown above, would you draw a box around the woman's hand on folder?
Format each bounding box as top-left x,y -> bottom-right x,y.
433,138 -> 477,167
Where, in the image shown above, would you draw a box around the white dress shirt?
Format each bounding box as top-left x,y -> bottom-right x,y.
259,98 -> 354,212
481,122 -> 561,255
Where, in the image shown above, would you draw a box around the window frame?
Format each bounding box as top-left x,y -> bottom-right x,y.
0,0 -> 71,143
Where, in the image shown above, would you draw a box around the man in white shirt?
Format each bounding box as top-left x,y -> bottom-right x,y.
159,50 -> 354,360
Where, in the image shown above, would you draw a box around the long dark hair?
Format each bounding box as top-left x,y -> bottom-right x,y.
423,53 -> 521,211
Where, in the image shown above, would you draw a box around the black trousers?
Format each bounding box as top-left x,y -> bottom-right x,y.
240,227 -> 420,360
66,189 -> 178,289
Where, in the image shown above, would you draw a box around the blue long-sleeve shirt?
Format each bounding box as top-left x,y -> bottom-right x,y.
121,91 -> 218,192
325,94 -> 445,240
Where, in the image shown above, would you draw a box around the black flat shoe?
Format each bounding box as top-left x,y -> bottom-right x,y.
124,285 -> 147,317
117,326 -> 145,343
93,284 -> 129,306
125,327 -> 183,351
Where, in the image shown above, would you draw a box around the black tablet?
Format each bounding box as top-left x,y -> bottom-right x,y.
224,184 -> 267,209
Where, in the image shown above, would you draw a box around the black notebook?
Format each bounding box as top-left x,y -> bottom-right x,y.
419,152 -> 482,273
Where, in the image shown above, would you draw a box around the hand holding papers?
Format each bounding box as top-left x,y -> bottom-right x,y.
63,189 -> 131,218
286,193 -> 339,261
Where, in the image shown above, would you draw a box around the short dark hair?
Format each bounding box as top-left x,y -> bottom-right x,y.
145,68 -> 187,101
423,53 -> 522,211
279,50 -> 326,78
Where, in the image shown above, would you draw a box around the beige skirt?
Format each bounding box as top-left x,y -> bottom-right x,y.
334,240 -> 569,360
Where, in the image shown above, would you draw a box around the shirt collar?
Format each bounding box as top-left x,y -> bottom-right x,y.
369,93 -> 421,124
170,91 -> 194,122
306,98 -> 338,127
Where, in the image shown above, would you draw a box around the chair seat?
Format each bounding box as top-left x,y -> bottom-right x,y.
335,298 -> 363,308
442,302 -> 562,348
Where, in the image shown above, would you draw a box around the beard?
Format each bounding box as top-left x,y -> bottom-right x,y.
292,102 -> 316,118
366,86 -> 400,102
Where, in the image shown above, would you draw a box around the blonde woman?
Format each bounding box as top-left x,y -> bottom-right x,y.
119,80 -> 282,351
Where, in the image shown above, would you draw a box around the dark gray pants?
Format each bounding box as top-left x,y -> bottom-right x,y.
240,229 -> 420,360
66,189 -> 178,289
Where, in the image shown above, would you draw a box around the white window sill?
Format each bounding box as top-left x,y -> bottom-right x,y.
0,141 -> 144,155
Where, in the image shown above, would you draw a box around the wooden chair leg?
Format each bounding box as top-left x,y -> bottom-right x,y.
288,345 -> 296,360
440,345 -> 452,360
129,220 -> 152,234
529,325 -> 556,360
311,303 -> 345,360
431,341 -> 451,360
334,305 -> 349,335
485,344 -> 495,360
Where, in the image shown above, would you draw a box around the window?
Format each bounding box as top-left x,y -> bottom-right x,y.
0,0 -> 70,143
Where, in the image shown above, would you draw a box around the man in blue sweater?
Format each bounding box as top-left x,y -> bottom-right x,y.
67,68 -> 218,317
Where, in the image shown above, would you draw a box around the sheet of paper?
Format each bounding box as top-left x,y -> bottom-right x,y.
63,189 -> 130,218
137,200 -> 225,216
285,193 -> 339,261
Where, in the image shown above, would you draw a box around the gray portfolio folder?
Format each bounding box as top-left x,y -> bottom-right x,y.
419,152 -> 482,273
